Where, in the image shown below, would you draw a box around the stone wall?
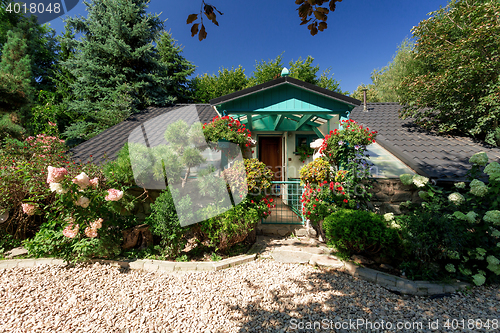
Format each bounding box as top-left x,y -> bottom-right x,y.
367,179 -> 421,215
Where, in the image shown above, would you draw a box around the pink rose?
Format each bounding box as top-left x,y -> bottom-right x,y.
47,166 -> 68,183
62,223 -> 79,238
91,218 -> 103,230
21,203 -> 36,216
84,227 -> 98,238
105,189 -> 123,201
89,178 -> 99,187
72,172 -> 90,190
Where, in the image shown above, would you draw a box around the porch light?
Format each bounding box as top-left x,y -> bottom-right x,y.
281,67 -> 289,77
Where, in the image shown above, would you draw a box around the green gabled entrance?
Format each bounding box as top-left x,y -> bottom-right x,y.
210,76 -> 361,224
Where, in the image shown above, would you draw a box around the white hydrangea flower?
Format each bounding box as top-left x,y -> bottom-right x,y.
49,182 -> 68,194
486,255 -> 499,266
487,263 -> 500,275
472,273 -> 486,286
418,191 -> 429,200
465,211 -> 478,223
484,162 -> 500,181
389,221 -> 401,229
400,174 -> 414,186
412,175 -> 429,188
384,213 -> 395,221
469,179 -> 488,197
448,192 -> 465,205
454,182 -> 466,189
75,196 -> 90,208
483,210 -> 500,225
445,264 -> 456,273
491,228 -> 500,237
469,152 -> 489,166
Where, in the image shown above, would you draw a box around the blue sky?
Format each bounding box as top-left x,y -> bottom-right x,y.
46,0 -> 450,94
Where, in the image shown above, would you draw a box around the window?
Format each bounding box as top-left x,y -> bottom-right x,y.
295,134 -> 319,152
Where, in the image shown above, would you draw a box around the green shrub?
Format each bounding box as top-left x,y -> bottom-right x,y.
395,211 -> 468,279
323,209 -> 400,257
396,152 -> 500,285
198,203 -> 259,252
23,163 -> 136,262
144,188 -> 189,258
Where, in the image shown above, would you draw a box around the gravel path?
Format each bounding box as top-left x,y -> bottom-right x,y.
0,260 -> 499,333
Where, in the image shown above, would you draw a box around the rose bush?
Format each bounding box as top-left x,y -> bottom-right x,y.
0,135 -> 68,238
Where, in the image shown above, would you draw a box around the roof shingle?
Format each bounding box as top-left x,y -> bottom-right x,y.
70,104 -> 218,164
350,103 -> 500,180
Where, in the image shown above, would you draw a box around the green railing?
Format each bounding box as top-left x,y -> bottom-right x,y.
262,180 -> 305,224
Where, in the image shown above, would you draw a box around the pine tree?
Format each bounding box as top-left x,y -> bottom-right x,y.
0,30 -> 32,139
61,0 -> 174,142
156,31 -> 195,103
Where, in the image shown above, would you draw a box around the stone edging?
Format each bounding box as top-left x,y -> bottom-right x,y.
340,261 -> 470,296
0,254 -> 256,272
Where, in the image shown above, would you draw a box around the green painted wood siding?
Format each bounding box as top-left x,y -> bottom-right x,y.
217,84 -> 352,114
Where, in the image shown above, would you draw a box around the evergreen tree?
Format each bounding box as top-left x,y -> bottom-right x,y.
0,30 -> 32,139
61,0 -> 173,142
156,31 -> 196,103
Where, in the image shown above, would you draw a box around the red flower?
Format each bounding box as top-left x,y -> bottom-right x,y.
343,199 -> 348,203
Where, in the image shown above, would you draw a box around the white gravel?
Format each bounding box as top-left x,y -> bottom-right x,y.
0,260 -> 499,333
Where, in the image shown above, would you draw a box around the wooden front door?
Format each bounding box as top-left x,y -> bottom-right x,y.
259,137 -> 282,181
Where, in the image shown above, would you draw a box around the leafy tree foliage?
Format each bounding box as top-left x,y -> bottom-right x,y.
193,54 -> 346,103
60,0 -> 174,143
248,54 -> 346,93
352,39 -> 417,103
399,0 -> 500,146
192,66 -> 248,103
351,84 -> 381,103
156,31 -> 196,103
187,0 -> 342,40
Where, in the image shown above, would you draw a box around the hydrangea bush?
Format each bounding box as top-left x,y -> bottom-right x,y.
396,152 -> 500,285
0,134 -> 69,238
23,165 -> 137,262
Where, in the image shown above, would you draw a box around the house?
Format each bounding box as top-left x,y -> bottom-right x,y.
70,72 -> 500,224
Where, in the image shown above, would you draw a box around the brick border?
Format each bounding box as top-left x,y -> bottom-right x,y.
0,254 -> 256,272
342,262 -> 470,296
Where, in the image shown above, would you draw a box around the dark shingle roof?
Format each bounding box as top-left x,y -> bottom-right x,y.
350,103 -> 500,181
210,76 -> 362,107
70,104 -> 218,164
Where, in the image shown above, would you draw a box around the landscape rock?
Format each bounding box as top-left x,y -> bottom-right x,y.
4,247 -> 28,259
